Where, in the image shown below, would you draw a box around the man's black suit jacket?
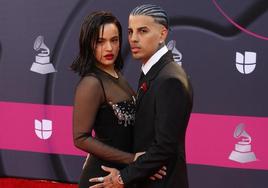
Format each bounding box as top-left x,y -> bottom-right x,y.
120,51 -> 193,188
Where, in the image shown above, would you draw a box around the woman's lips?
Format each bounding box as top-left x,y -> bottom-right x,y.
104,54 -> 114,60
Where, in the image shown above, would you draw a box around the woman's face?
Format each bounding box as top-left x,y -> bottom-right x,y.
94,23 -> 120,67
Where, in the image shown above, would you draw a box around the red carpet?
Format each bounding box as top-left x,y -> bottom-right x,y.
0,178 -> 78,188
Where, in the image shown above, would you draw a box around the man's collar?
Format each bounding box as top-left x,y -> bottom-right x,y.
141,45 -> 168,75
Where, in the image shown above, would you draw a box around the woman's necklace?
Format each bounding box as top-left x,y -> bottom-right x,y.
96,64 -> 118,78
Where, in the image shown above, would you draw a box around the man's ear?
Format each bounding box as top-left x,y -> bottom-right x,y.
159,26 -> 168,43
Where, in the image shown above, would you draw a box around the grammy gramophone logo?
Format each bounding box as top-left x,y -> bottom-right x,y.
229,123 -> 257,163
30,35 -> 56,74
167,40 -> 182,65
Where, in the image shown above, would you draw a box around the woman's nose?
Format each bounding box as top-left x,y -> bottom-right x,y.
105,41 -> 113,51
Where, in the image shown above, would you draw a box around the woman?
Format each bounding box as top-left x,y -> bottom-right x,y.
71,11 -> 137,188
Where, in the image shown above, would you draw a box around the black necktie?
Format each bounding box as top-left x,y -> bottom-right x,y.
138,72 -> 145,88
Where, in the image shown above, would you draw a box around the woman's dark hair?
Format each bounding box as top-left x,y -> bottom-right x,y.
71,11 -> 123,76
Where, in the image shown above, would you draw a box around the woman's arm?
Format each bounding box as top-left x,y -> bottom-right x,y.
73,76 -> 134,164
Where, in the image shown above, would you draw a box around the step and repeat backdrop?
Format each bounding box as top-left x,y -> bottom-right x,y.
1,0 -> 268,187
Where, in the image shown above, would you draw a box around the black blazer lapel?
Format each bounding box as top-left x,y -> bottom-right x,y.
136,51 -> 173,109
146,51 -> 173,82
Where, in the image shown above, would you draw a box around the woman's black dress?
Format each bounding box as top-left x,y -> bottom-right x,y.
73,67 -> 136,188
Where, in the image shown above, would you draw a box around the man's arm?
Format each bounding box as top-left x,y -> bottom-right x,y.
120,77 -> 190,185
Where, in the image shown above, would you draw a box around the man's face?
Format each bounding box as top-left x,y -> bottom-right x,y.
128,15 -> 167,64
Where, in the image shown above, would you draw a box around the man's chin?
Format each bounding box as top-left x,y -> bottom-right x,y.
131,54 -> 142,60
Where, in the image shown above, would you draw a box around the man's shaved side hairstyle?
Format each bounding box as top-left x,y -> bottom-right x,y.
130,4 -> 169,29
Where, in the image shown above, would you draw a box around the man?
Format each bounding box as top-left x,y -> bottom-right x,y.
90,4 -> 193,188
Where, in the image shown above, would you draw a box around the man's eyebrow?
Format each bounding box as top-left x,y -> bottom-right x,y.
137,26 -> 148,30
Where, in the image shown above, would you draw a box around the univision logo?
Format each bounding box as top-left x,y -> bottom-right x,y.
34,119 -> 53,139
235,51 -> 256,74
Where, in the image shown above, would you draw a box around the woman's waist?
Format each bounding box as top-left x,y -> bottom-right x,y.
87,155 -> 128,169
95,137 -> 133,153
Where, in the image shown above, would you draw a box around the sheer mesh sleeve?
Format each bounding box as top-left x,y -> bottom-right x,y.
73,75 -> 135,164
